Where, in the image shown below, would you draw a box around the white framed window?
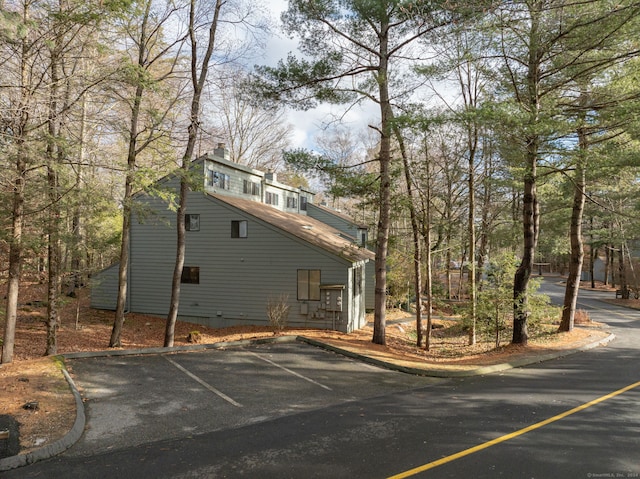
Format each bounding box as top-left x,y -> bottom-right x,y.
206,170 -> 230,189
231,220 -> 248,238
185,214 -> 200,231
243,179 -> 261,196
300,196 -> 308,211
353,265 -> 362,296
266,191 -> 279,205
297,269 -> 320,300
286,197 -> 297,209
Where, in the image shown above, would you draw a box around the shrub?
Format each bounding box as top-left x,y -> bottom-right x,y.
574,309 -> 591,324
187,331 -> 201,343
267,294 -> 290,332
465,252 -> 559,346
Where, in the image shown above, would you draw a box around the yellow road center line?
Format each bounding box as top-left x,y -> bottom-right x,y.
388,380 -> 640,479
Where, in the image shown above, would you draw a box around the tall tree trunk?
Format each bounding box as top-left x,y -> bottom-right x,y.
45,42 -> 62,356
512,3 -> 543,346
467,138 -> 477,345
393,123 -> 422,347
477,150 -> 492,291
70,90 -> 87,295
605,243 -> 612,287
513,147 -> 538,346
425,225 -> 433,351
2,4 -> 30,363
372,18 -> 392,346
589,217 -> 595,289
2,151 -> 25,364
424,139 -> 434,351
110,0 -> 152,348
46,165 -> 61,356
626,243 -> 637,292
165,0 -> 223,347
618,241 -> 628,299
110,177 -> 134,347
559,127 -> 587,332
445,224 -> 452,300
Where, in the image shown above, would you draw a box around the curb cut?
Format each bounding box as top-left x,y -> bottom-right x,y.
0,363 -> 85,472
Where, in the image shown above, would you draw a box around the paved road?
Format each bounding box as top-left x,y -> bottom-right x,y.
4,279 -> 639,478
64,341 -> 442,457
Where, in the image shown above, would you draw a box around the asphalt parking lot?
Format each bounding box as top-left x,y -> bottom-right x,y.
66,340 -> 443,457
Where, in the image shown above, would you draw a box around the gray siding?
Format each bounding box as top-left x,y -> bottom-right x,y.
307,203 -> 374,310
200,154 -> 316,215
126,192 -> 362,332
306,203 -> 359,239
91,153 -> 370,331
203,158 -> 263,200
90,263 -> 121,310
263,180 -> 298,213
365,260 -> 375,311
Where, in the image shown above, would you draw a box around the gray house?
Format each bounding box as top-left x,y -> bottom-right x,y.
91,147 -> 374,333
306,202 -> 375,311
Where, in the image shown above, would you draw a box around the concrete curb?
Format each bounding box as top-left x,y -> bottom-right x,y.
0,330 -> 615,470
0,364 -> 85,472
299,332 -> 617,378
61,334 -> 299,360
0,335 -> 299,472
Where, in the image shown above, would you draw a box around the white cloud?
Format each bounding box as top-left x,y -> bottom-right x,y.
249,1 -> 459,156
284,101 -> 380,151
256,1 -> 378,151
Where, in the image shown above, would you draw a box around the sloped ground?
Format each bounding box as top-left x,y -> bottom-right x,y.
0,281 -> 616,456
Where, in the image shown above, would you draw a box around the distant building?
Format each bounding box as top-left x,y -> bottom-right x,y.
91,146 -> 374,333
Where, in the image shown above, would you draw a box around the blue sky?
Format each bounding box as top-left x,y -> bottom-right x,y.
258,0 -> 380,152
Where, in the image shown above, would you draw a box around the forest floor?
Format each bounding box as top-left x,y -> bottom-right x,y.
0,278 -> 627,456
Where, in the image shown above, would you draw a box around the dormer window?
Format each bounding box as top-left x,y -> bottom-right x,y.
206,170 -> 230,189
243,179 -> 260,196
266,191 -> 279,206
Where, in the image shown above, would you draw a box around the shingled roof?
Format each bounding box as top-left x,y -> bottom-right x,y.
208,193 -> 374,264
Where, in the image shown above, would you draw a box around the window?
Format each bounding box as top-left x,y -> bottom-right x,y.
243,179 -> 260,196
185,214 -> 200,231
300,196 -> 308,211
266,191 -> 279,206
206,170 -> 230,189
286,197 -> 297,209
216,172 -> 230,189
353,265 -> 362,296
231,220 -> 248,238
297,269 -> 320,300
181,266 -> 200,284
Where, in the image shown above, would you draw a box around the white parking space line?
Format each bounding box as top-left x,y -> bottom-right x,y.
249,352 -> 333,391
165,357 -> 243,408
